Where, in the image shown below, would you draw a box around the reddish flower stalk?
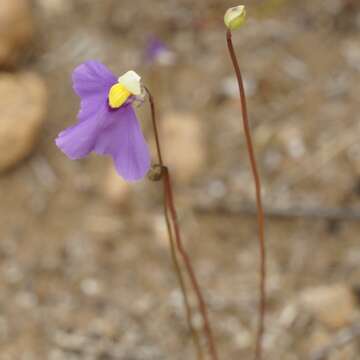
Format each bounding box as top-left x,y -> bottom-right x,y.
162,203 -> 204,360
226,29 -> 267,360
146,88 -> 219,360
145,87 -> 207,360
162,167 -> 219,360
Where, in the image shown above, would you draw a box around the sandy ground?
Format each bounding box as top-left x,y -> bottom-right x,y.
0,0 -> 359,359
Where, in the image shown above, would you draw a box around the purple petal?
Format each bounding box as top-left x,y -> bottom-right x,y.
72,61 -> 117,123
56,61 -> 150,182
72,61 -> 117,98
145,37 -> 167,62
55,102 -> 108,160
94,105 -> 151,181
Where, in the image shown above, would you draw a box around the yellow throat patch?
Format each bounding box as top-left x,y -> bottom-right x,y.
108,83 -> 131,108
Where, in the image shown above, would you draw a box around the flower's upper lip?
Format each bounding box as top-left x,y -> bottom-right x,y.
117,70 -> 141,96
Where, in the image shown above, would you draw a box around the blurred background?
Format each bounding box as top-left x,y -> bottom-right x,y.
0,0 -> 359,359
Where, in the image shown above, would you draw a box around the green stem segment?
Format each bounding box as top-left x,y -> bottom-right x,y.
226,29 -> 267,360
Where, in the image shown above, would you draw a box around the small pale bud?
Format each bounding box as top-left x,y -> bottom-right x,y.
224,5 -> 246,30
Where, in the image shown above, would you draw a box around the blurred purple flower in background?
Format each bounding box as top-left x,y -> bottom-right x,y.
144,37 -> 175,66
55,61 -> 151,182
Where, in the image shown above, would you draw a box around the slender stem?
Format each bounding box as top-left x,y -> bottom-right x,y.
163,167 -> 219,360
226,29 -> 267,360
145,87 -> 163,166
145,87 -> 204,360
163,201 -> 204,360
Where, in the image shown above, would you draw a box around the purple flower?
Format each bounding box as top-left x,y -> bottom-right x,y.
55,61 -> 151,182
144,37 -> 175,65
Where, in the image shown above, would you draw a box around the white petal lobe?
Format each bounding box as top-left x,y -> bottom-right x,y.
118,70 -> 141,95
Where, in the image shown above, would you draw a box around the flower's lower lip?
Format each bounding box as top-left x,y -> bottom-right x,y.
56,60 -> 150,181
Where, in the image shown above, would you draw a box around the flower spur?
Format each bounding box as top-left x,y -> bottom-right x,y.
55,61 -> 151,181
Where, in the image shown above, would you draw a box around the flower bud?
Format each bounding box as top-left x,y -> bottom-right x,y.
224,5 -> 246,30
147,164 -> 163,181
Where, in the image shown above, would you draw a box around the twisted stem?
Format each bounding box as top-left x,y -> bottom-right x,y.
226,29 -> 267,360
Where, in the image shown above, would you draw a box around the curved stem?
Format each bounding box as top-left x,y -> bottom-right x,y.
162,167 -> 219,360
163,201 -> 204,360
145,87 -> 204,360
226,29 -> 267,360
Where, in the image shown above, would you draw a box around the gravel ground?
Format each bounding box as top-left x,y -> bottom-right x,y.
0,0 -> 359,359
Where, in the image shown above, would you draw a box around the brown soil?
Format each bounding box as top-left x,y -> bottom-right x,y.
0,0 -> 359,359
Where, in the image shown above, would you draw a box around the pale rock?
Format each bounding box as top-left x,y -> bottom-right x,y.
328,346 -> 358,360
282,55 -> 309,81
0,0 -> 34,66
15,291 -> 38,308
0,72 -> 47,171
152,214 -> 168,248
80,278 -> 101,297
305,328 -> 331,356
36,0 -> 72,17
220,75 -> 257,99
103,166 -> 131,206
342,39 -> 360,72
233,330 -> 252,349
277,124 -> 306,159
300,285 -> 357,329
207,179 -> 227,200
347,140 -> 360,175
307,329 -> 358,359
161,113 -> 206,184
